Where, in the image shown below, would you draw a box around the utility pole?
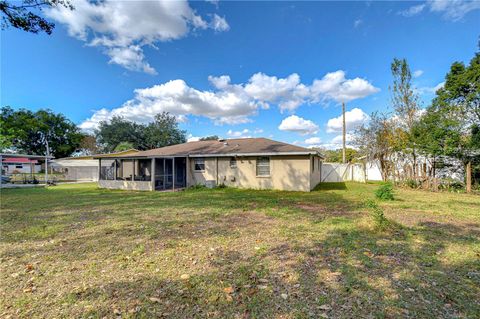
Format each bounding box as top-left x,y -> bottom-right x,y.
342,102 -> 346,164
466,161 -> 472,193
45,137 -> 50,185
41,131 -> 50,185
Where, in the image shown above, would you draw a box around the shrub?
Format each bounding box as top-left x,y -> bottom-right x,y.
375,182 -> 394,200
188,184 -> 207,190
405,179 -> 418,189
364,199 -> 390,231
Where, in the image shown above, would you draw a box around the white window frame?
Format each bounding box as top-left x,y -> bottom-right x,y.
194,158 -> 205,172
256,157 -> 270,177
229,157 -> 237,169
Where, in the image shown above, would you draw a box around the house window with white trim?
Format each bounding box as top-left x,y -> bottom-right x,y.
230,157 -> 237,168
194,158 -> 205,171
256,157 -> 270,176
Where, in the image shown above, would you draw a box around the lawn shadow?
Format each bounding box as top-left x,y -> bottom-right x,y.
313,182 -> 348,191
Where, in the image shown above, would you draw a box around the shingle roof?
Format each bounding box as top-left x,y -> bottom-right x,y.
107,138 -> 320,158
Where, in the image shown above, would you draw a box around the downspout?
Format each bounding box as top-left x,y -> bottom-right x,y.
215,157 -> 219,186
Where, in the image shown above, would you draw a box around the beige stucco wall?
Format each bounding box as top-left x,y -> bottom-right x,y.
310,155 -> 322,190
188,155 -> 313,191
98,180 -> 153,191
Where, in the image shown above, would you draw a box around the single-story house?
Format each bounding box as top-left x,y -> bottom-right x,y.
1,156 -> 41,175
51,149 -> 139,181
95,138 -> 324,192
0,153 -> 54,175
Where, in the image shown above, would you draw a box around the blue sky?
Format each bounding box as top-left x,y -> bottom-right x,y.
2,0 -> 479,149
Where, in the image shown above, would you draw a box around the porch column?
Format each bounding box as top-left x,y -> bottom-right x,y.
186,157 -> 190,187
151,158 -> 155,191
114,159 -> 117,180
98,158 -> 101,180
132,159 -> 135,181
172,157 -> 175,191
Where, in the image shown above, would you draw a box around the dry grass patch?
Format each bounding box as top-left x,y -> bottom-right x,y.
1,182 -> 479,318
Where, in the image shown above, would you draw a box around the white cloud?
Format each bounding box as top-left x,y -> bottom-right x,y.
400,1 -> 480,21
399,4 -> 426,17
413,70 -> 424,78
304,137 -> 322,145
46,0 -> 228,73
417,81 -> 445,95
326,107 -> 369,133
353,19 -> 363,28
227,128 -> 264,138
211,14 -> 230,31
187,134 -> 201,142
278,115 -> 319,135
79,79 -> 258,132
227,129 -> 251,138
244,73 -> 309,112
331,133 -> 354,145
310,71 -> 379,103
79,71 -> 379,131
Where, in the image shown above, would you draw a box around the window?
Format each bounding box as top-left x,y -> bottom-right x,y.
311,157 -> 315,171
194,158 -> 205,171
15,165 -> 23,169
230,157 -> 237,168
256,157 -> 270,176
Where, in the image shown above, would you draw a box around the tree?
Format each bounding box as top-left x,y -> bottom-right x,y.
0,106 -> 83,157
78,135 -> 99,155
320,148 -> 359,163
430,49 -> 480,190
416,46 -> 480,190
95,116 -> 145,153
114,142 -> 134,152
1,0 -> 72,34
390,58 -> 421,177
413,108 -> 460,178
144,112 -> 186,149
355,112 -> 396,181
95,112 -> 186,152
200,135 -> 219,141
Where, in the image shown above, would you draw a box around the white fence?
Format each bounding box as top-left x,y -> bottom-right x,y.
321,162 -> 383,183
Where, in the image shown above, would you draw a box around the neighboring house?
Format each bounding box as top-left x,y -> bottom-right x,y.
1,156 -> 42,175
51,149 -> 139,182
95,138 -> 323,192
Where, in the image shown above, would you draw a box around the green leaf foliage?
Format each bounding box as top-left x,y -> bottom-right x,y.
375,182 -> 395,201
0,106 -> 84,158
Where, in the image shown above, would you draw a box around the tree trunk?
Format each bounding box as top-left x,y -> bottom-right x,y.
432,157 -> 436,179
466,161 -> 472,193
412,151 -> 417,178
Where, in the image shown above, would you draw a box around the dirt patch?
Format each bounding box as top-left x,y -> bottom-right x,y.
295,203 -> 356,218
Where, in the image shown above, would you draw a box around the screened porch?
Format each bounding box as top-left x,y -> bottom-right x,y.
98,157 -> 187,191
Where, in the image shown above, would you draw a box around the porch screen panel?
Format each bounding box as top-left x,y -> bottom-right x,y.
135,159 -> 151,181
100,159 -> 115,180
116,159 -> 133,180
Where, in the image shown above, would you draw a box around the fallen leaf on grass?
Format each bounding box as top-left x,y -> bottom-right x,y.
224,286 -> 234,294
318,304 -> 332,310
149,297 -> 161,303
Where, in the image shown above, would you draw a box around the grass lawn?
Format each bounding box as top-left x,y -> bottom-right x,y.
1,182 -> 479,318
